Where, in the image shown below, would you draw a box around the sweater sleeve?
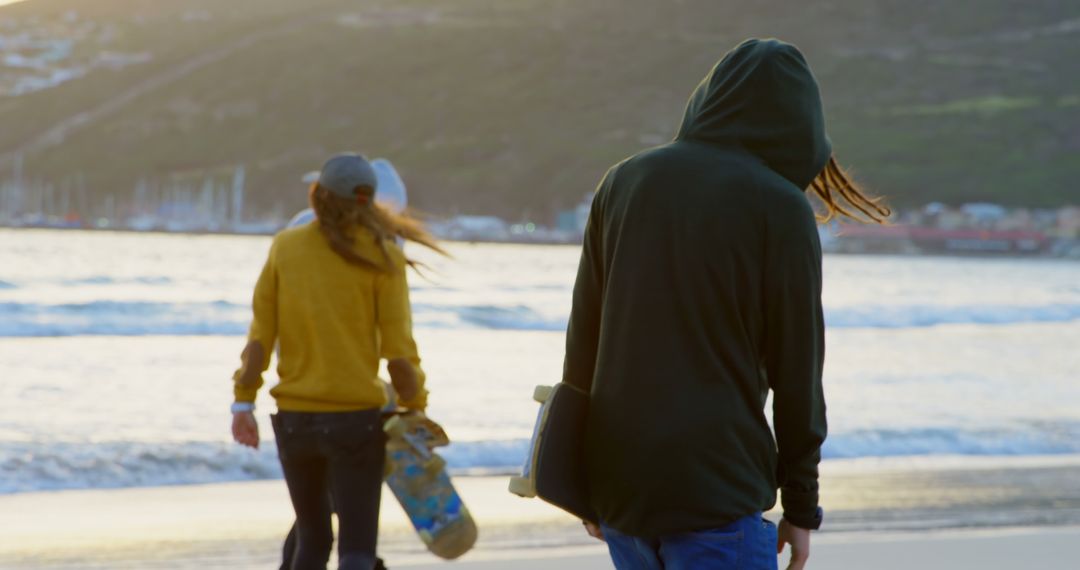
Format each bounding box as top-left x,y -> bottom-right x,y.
376,251 -> 427,411
562,171 -> 612,393
763,191 -> 828,529
233,238 -> 279,403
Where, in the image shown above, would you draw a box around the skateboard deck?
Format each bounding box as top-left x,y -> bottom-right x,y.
384,412 -> 477,559
508,383 -> 596,523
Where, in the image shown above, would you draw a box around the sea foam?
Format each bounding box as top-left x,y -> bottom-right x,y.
5,423 -> 1079,494
2,300 -> 1078,337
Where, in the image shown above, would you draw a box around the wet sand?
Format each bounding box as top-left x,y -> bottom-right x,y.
1,458 -> 1076,568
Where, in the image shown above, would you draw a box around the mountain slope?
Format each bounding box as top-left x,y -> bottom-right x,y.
1,0 -> 1077,219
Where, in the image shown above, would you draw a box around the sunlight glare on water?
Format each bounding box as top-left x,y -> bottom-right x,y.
0,229 -> 1078,493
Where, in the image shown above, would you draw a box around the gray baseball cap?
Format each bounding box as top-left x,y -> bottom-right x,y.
311,153 -> 378,198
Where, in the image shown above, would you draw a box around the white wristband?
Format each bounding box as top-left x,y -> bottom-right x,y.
231,402 -> 255,414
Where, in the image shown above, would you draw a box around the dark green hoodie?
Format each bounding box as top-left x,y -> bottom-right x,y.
563,38 -> 828,537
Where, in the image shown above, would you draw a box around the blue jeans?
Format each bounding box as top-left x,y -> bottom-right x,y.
602,513 -> 778,570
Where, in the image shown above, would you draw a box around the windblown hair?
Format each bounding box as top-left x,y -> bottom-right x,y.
309,183 -> 447,272
809,157 -> 891,224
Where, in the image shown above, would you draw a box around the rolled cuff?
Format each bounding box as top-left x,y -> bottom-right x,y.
232,367 -> 263,403
781,487 -> 822,530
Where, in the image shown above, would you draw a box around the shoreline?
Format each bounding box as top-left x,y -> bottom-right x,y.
393,527 -> 1077,570
4,451 -> 1078,500
0,223 -> 583,247
2,226 -> 1077,257
1,458 -> 1078,567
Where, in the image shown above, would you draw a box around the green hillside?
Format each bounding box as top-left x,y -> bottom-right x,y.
1,0 -> 1078,219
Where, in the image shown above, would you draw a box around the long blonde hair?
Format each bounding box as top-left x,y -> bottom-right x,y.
809,157 -> 891,224
309,183 -> 447,271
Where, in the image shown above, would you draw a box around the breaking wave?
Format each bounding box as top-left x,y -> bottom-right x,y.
2,298 -> 1078,337
825,303 -> 1080,329
5,423 -> 1079,494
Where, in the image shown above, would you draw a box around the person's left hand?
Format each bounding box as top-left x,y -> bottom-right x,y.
777,518 -> 811,570
232,411 -> 259,449
584,521 -> 605,542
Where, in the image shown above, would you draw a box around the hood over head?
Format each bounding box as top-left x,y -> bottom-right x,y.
676,38 -> 832,190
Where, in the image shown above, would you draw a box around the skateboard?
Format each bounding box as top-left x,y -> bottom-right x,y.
384,412 -> 477,559
508,383 -> 596,523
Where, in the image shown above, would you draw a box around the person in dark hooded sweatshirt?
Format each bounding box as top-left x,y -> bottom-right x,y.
564,39 -> 889,570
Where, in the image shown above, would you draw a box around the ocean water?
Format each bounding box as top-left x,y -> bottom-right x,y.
0,228 -> 1079,494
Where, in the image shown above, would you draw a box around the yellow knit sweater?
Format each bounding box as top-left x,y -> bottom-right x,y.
233,222 -> 426,411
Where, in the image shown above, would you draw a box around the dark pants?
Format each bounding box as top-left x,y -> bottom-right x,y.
282,525 -> 387,570
272,410 -> 386,570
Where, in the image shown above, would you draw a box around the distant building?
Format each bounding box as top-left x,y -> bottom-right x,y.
1058,207 -> 1080,239
433,216 -> 511,242
555,193 -> 593,237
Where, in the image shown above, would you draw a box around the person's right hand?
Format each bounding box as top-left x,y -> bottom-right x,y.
777,518 -> 811,570
231,411 -> 259,449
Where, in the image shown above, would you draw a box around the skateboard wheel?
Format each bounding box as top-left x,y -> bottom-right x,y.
424,455 -> 447,472
384,416 -> 406,438
419,529 -> 434,545
532,385 -> 554,403
507,476 -> 536,498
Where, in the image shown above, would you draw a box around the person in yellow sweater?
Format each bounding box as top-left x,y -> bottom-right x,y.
230,153 -> 445,570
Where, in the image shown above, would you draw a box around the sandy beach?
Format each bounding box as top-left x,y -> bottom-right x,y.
1,458 -> 1076,569
396,528 -> 1080,570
